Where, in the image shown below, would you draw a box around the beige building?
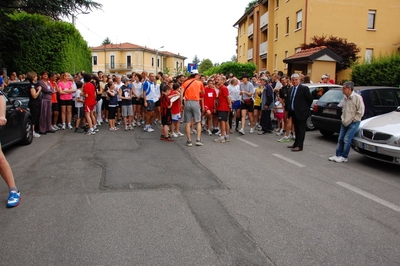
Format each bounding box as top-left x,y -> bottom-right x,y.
234,0 -> 400,82
91,43 -> 186,75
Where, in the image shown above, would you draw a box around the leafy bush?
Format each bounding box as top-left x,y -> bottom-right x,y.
0,12 -> 92,74
351,53 -> 400,87
203,62 -> 256,78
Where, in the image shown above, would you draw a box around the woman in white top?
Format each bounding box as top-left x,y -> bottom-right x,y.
227,77 -> 241,131
132,73 -> 143,126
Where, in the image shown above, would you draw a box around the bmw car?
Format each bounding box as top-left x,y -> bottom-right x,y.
0,93 -> 33,149
351,106 -> 400,164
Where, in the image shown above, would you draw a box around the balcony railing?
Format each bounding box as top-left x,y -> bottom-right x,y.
248,48 -> 253,60
260,12 -> 269,29
259,41 -> 268,56
248,23 -> 254,37
105,63 -> 132,70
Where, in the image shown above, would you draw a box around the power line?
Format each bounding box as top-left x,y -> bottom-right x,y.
75,19 -> 105,43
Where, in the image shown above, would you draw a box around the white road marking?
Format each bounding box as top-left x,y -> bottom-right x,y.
273,153 -> 306,168
337,181 -> 400,213
236,137 -> 259,147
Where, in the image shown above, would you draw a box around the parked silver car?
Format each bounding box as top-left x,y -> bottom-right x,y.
351,106 -> 400,164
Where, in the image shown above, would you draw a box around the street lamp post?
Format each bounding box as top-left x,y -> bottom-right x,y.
71,12 -> 89,73
155,46 -> 164,75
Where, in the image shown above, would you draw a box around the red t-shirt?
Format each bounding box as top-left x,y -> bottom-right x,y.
217,85 -> 230,111
170,90 -> 181,115
84,82 -> 97,106
203,87 -> 216,109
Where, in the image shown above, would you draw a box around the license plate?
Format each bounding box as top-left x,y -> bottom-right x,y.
322,109 -> 337,115
363,144 -> 377,152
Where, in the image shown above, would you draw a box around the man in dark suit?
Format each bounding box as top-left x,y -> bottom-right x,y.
287,73 -> 313,151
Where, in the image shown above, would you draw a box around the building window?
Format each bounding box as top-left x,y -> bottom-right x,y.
296,10 -> 302,29
180,62 -> 183,69
285,51 -> 288,69
127,55 -> 131,68
92,56 -> 97,66
110,55 -> 115,69
368,10 -> 376,29
274,54 -> 278,70
295,47 -> 301,53
286,17 -> 289,35
176,61 -> 179,70
365,48 -> 373,63
157,58 -> 160,68
151,57 -> 154,67
275,24 -> 279,39
276,0 -> 279,9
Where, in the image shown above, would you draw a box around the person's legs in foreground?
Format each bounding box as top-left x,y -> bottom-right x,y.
0,148 -> 20,208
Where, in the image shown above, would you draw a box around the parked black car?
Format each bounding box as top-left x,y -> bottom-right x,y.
0,93 -> 33,149
311,86 -> 400,136
3,82 -> 31,109
303,83 -> 342,130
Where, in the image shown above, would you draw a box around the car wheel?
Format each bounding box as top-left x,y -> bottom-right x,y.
319,129 -> 335,137
20,118 -> 33,145
306,116 -> 315,131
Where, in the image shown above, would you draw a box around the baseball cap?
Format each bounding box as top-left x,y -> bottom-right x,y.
190,69 -> 199,75
321,75 -> 328,79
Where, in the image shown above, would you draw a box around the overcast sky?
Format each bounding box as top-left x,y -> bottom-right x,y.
67,0 -> 251,65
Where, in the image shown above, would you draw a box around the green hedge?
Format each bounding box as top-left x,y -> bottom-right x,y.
203,62 -> 257,78
0,12 -> 92,75
351,53 -> 400,87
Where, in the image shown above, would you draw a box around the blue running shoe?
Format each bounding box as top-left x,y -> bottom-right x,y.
7,191 -> 20,208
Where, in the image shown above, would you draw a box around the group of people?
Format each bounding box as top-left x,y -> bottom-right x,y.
0,67 -> 365,208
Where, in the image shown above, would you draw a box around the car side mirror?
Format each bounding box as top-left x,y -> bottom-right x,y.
397,106 -> 400,112
12,100 -> 22,108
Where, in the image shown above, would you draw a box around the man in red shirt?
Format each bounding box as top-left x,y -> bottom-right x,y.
83,74 -> 97,135
214,75 -> 231,143
202,79 -> 217,136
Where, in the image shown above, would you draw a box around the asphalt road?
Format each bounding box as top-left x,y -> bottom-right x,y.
0,122 -> 399,266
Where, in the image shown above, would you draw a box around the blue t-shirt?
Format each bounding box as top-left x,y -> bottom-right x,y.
120,85 -> 132,106
0,76 -> 3,87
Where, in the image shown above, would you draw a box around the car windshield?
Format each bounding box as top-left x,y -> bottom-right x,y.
318,89 -> 343,104
4,85 -> 30,97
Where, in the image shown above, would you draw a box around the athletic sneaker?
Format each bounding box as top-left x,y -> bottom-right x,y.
278,136 -> 290,142
51,125 -> 58,131
75,127 -> 84,133
33,132 -> 41,138
93,126 -> 99,132
214,138 -> 226,143
195,139 -> 204,146
86,129 -> 95,135
147,127 -> 154,132
163,136 -> 174,142
207,130 -> 212,136
125,126 -> 129,131
215,129 -> 221,135
177,132 -> 184,137
7,191 -> 20,208
128,125 -> 134,131
250,127 -> 255,134
191,129 -> 197,135
334,156 -> 348,163
186,140 -> 193,147
172,133 -> 179,138
238,128 -> 245,135
68,124 -> 73,130
329,155 -> 338,161
225,136 -> 230,142
61,124 -> 66,130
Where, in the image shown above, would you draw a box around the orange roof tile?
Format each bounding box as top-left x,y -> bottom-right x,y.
286,46 -> 327,60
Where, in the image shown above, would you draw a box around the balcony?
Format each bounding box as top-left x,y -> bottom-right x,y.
248,48 -> 253,60
105,63 -> 133,72
248,23 -> 254,38
260,12 -> 268,31
259,41 -> 268,58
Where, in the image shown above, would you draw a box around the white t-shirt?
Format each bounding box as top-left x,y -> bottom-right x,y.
133,81 -> 142,98
75,89 -> 84,108
275,101 -> 283,113
228,84 -> 240,101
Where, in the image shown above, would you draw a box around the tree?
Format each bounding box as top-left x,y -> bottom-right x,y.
245,0 -> 258,12
301,35 -> 360,72
102,37 -> 112,45
198,59 -> 213,74
204,62 -> 256,78
0,12 -> 92,74
231,55 -> 237,62
192,55 -> 201,65
0,0 -> 102,20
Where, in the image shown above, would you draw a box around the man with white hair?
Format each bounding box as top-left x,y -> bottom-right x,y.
287,73 -> 313,152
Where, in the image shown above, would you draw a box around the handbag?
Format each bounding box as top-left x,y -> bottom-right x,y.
243,98 -> 252,105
